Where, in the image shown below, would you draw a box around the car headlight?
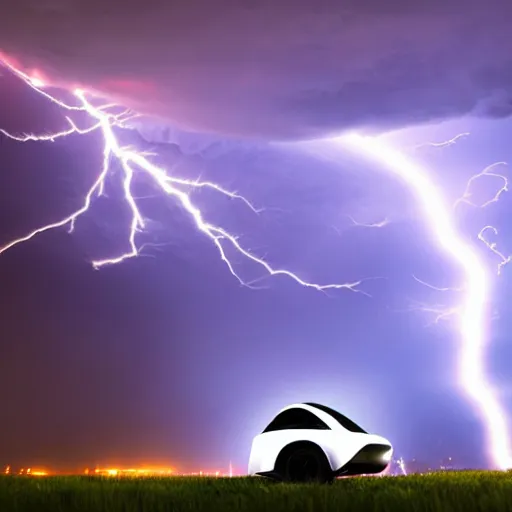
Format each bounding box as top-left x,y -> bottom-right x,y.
381,448 -> 393,462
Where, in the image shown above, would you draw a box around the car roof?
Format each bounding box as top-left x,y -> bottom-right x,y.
275,402 -> 340,430
276,402 -> 368,434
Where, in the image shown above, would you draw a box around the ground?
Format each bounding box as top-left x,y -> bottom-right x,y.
1,471 -> 512,511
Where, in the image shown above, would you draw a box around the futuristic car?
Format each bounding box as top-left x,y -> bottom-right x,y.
248,402 -> 392,483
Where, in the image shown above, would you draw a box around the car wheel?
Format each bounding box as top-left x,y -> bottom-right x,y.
281,445 -> 332,483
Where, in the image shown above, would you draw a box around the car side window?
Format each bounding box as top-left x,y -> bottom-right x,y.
305,402 -> 368,434
262,408 -> 330,432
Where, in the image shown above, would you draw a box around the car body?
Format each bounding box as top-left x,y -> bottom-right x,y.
248,402 -> 392,482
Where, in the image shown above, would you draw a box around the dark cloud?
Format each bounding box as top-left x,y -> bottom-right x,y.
1,0 -> 511,139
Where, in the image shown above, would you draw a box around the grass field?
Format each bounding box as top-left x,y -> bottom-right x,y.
1,471 -> 512,512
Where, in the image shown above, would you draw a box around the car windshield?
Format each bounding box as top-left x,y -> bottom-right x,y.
305,403 -> 368,434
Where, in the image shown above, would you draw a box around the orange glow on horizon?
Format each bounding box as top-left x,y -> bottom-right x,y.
91,467 -> 176,477
86,466 -> 237,477
15,468 -> 49,476
2,464 -> 237,478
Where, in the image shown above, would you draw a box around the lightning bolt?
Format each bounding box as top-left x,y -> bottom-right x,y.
414,132 -> 470,151
411,275 -> 464,293
478,226 -> 511,275
408,276 -> 464,326
454,161 -> 508,210
346,215 -> 390,228
397,457 -> 407,476
0,59 -> 370,296
337,133 -> 512,470
2,58 -> 510,470
453,161 -> 510,274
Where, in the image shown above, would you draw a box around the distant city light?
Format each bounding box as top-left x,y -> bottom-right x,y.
9,467 -> 49,476
91,467 -> 176,477
1,458 -> 464,478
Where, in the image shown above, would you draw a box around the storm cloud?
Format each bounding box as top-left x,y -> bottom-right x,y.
1,0 -> 512,139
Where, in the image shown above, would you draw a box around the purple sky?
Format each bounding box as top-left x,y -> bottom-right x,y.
1,0 -> 512,138
0,1 -> 511,473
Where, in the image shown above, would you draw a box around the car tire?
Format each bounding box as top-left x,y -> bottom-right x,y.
280,444 -> 333,484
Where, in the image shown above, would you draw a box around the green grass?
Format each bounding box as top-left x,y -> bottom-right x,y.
1,471 -> 512,512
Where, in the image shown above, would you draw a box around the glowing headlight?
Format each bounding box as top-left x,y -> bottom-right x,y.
382,448 -> 393,462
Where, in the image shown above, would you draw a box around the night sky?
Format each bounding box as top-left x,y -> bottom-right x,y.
0,0 -> 511,473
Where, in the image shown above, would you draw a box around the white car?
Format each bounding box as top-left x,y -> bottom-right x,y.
248,402 -> 393,483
